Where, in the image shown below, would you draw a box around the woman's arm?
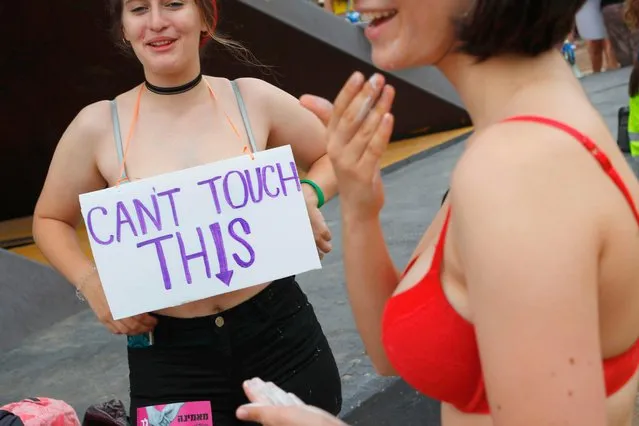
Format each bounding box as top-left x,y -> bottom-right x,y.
299,72 -> 399,374
341,213 -> 400,375
33,102 -> 109,285
33,101 -> 157,335
450,129 -> 607,425
257,80 -> 338,205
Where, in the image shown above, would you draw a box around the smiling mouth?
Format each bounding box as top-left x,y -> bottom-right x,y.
147,39 -> 176,47
360,10 -> 398,27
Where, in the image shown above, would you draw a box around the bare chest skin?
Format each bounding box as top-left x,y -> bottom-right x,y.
94,78 -> 273,316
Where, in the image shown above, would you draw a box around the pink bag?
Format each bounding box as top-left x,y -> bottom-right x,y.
0,397 -> 81,426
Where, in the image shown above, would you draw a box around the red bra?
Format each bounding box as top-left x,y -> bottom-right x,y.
381,115 -> 639,414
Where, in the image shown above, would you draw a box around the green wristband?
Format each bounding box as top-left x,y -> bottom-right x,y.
300,179 -> 325,208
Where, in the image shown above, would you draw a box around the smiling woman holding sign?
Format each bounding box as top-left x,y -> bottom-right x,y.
32,0 -> 342,424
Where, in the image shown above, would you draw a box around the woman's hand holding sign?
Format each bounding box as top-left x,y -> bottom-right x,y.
80,267 -> 157,335
302,186 -> 332,259
301,72 -> 395,222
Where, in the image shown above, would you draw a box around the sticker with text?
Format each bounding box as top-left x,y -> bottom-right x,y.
137,401 -> 213,426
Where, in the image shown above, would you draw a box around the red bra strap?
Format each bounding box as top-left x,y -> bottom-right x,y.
502,115 -> 639,226
401,207 -> 452,277
431,207 -> 452,272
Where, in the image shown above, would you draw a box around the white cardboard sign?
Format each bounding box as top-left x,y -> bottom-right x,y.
79,145 -> 321,320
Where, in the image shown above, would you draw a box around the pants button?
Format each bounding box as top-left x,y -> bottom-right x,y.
215,316 -> 225,328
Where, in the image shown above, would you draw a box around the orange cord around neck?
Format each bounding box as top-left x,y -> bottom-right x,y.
116,78 -> 254,187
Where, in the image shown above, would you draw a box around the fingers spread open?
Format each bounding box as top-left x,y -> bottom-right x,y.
334,74 -> 385,147
329,72 -> 366,136
359,113 -> 395,171
345,84 -> 395,163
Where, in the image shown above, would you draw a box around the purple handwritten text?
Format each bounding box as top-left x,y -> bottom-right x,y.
136,234 -> 174,290
157,187 -> 181,227
86,206 -> 114,245
197,161 -> 301,215
132,195 -> 162,235
136,217 -> 256,291
229,217 -> 255,268
116,201 -> 139,243
177,227 -> 211,285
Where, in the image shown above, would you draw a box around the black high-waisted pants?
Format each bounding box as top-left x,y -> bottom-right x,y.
127,276 -> 342,425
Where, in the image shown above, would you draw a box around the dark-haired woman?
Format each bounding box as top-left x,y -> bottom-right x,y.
237,0 -> 639,425
32,0 -> 342,424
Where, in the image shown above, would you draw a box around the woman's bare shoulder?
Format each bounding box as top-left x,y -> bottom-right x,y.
65,83 -> 142,143
220,76 -> 297,102
457,116 -> 613,177
62,100 -> 114,147
451,116 -> 609,220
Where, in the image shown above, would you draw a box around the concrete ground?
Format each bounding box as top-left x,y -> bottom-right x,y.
0,66 -> 636,425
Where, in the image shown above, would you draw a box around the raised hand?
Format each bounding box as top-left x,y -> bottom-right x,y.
301,72 -> 395,222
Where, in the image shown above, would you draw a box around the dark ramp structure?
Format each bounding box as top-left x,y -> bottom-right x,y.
210,0 -> 469,138
0,0 -> 468,224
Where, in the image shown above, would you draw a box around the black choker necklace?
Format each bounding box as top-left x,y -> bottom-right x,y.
144,74 -> 203,95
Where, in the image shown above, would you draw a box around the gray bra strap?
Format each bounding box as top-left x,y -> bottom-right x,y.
230,80 -> 259,153
110,100 -> 128,182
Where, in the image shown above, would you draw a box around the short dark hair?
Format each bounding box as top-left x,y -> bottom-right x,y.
455,0 -> 586,61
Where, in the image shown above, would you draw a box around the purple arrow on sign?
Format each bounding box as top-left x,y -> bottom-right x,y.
210,222 -> 234,286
